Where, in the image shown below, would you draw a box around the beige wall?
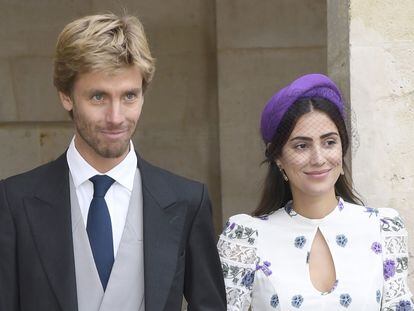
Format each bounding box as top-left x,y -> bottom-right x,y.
216,0 -> 327,221
350,0 -> 414,290
0,1 -> 328,232
328,0 -> 414,289
0,1 -> 222,230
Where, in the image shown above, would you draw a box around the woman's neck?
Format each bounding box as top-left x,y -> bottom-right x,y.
291,190 -> 338,219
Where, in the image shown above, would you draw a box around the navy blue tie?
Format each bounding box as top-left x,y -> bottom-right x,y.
87,175 -> 115,290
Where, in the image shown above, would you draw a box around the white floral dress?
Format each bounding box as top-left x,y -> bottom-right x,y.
218,199 -> 413,310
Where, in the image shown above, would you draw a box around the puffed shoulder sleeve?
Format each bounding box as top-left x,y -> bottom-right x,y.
217,214 -> 259,311
379,208 -> 414,310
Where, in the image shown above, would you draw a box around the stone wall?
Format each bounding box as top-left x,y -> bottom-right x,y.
350,0 -> 414,289
328,0 -> 414,290
0,1 -> 222,230
216,0 -> 327,221
0,0 -> 328,232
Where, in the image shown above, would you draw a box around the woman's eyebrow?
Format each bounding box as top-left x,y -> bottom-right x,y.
320,132 -> 339,139
289,132 -> 339,142
289,136 -> 312,142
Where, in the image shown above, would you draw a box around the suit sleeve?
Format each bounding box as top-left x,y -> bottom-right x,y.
0,181 -> 19,311
184,184 -> 227,311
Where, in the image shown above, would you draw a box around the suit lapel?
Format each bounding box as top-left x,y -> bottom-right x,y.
139,156 -> 187,311
23,154 -> 78,311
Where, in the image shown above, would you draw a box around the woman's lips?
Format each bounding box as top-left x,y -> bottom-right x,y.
304,168 -> 332,178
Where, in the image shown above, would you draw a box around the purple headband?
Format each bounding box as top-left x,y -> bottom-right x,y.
260,73 -> 345,144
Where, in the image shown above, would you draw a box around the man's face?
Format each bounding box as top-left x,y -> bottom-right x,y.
60,65 -> 143,162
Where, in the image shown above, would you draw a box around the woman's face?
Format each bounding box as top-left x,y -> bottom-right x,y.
277,110 -> 343,199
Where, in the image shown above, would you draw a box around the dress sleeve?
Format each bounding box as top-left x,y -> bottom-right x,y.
380,208 -> 414,310
217,214 -> 259,311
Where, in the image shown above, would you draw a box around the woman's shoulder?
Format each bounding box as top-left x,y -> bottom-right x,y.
343,201 -> 401,217
226,213 -> 256,225
221,214 -> 259,245
343,201 -> 406,232
377,207 -> 402,218
377,207 -> 407,234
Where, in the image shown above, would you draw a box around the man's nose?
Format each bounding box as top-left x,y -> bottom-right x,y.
106,100 -> 124,124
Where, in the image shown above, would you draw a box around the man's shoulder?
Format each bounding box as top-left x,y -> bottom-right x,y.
139,157 -> 203,188
138,157 -> 207,205
2,154 -> 67,194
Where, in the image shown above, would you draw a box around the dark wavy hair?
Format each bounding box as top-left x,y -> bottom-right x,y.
253,98 -> 363,217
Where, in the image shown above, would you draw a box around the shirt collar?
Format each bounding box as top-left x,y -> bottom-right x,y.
66,136 -> 137,192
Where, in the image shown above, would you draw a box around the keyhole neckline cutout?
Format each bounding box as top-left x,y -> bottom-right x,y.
307,228 -> 337,294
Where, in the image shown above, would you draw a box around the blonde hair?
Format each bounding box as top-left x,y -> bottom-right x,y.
53,13 -> 155,95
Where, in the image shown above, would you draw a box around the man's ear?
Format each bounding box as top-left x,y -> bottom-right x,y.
59,91 -> 73,112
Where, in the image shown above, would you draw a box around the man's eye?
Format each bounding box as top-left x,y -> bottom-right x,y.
125,93 -> 137,100
92,94 -> 104,101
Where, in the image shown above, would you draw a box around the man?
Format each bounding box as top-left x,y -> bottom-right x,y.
0,13 -> 226,311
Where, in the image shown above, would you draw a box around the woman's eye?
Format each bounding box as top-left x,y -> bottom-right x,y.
325,139 -> 337,146
294,143 -> 307,150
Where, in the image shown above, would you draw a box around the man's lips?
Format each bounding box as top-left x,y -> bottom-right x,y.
101,129 -> 128,139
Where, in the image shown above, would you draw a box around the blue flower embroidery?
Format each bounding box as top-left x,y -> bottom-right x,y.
336,234 -> 348,247
256,261 -> 272,276
371,242 -> 382,254
376,289 -> 381,303
285,201 -> 298,216
291,295 -> 304,308
270,294 -> 279,308
294,236 -> 307,249
338,200 -> 344,211
396,300 -> 412,311
241,270 -> 255,289
383,259 -> 396,280
365,207 -> 379,217
340,294 -> 352,307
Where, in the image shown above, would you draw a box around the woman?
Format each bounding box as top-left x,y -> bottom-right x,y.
218,74 -> 412,310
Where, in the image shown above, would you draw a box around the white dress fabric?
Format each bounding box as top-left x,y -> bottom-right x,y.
218,199 -> 413,310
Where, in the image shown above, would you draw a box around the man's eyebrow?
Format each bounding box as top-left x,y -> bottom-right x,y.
85,89 -> 107,96
289,132 -> 339,142
84,87 -> 142,95
124,88 -> 142,94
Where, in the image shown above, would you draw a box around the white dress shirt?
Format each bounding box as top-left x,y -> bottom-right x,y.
66,137 -> 138,257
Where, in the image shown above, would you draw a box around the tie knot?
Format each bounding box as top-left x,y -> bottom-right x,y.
90,175 -> 115,198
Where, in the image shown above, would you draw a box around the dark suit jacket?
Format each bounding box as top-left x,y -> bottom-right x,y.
0,153 -> 226,311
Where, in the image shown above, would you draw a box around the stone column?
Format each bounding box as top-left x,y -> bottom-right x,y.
328,0 -> 414,289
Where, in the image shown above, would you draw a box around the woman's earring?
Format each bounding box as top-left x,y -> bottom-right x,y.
340,167 -> 345,175
278,165 -> 289,181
